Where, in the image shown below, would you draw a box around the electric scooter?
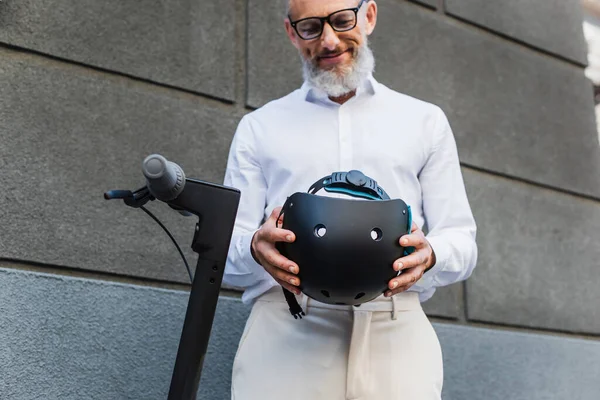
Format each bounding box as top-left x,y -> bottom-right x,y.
104,154 -> 240,400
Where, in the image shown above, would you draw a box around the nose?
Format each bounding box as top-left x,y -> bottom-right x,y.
320,22 -> 341,50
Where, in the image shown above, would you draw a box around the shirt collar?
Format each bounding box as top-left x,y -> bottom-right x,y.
301,74 -> 378,104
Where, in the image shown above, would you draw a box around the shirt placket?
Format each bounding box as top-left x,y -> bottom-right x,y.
338,104 -> 353,171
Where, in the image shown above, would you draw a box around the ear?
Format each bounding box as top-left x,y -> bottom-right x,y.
284,18 -> 301,50
364,1 -> 378,36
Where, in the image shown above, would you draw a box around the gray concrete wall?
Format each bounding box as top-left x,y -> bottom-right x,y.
1,0 -> 599,398
3,267 -> 600,400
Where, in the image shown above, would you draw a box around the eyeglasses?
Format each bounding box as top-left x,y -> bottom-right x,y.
288,0 -> 369,41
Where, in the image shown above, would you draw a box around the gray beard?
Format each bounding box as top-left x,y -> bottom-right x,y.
301,41 -> 375,98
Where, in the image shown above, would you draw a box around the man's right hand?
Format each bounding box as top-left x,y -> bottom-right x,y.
251,206 -> 301,295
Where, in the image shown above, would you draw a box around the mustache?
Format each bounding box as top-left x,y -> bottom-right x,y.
316,47 -> 352,59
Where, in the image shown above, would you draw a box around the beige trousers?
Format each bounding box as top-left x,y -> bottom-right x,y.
231,287 -> 443,400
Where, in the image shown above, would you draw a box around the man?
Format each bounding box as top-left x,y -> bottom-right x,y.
222,0 -> 477,399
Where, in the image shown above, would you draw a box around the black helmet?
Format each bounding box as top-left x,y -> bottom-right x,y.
276,170 -> 414,318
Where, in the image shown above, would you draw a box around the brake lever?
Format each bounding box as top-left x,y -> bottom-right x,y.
104,186 -> 155,208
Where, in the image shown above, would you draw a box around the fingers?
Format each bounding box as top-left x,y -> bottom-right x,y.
275,277 -> 301,295
258,242 -> 299,274
255,223 -> 295,246
392,250 -> 431,272
389,266 -> 424,288
269,206 -> 282,220
399,231 -> 426,249
269,206 -> 285,227
384,284 -> 410,298
262,260 -> 301,292
410,221 -> 418,233
385,267 -> 423,297
253,214 -> 301,286
387,233 -> 432,297
268,227 -> 296,244
258,212 -> 295,243
253,227 -> 298,273
255,206 -> 301,294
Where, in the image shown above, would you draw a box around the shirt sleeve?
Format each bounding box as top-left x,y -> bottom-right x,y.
414,106 -> 478,291
222,115 -> 272,288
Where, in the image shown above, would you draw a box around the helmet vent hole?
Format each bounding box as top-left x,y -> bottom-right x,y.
314,224 -> 327,238
370,228 -> 383,241
321,290 -> 330,297
355,292 -> 365,300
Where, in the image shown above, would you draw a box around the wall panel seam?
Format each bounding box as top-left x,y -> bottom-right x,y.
461,164 -> 600,204
442,12 -> 587,68
0,41 -> 236,109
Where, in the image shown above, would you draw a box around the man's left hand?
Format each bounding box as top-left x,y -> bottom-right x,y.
385,222 -> 436,297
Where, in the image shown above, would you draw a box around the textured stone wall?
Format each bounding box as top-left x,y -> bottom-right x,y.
1,0 -> 599,398
2,267 -> 600,400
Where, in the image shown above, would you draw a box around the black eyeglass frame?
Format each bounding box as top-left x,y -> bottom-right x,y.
288,0 -> 369,41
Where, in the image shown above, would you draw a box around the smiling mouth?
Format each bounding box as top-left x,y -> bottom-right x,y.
319,49 -> 350,60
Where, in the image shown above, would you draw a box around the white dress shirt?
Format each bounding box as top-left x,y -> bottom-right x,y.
223,75 -> 477,305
